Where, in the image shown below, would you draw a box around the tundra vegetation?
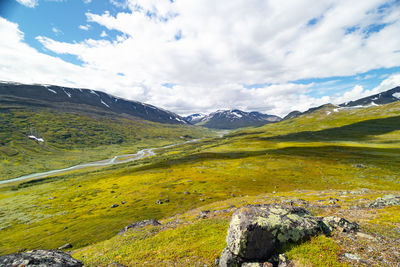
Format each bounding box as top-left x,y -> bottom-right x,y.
0,101 -> 400,266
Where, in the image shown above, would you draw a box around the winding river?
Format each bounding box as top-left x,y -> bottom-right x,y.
0,138 -> 202,185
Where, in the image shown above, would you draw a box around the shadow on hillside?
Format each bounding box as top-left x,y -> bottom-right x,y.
257,116 -> 400,141
132,145 -> 400,173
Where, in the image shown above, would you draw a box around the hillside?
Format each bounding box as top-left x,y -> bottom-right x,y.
0,100 -> 399,266
0,95 -> 214,181
0,82 -> 187,124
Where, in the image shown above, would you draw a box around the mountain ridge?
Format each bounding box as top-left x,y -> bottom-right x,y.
0,81 -> 187,125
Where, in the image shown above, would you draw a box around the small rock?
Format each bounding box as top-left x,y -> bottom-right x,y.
200,198 -> 205,202
272,191 -> 276,194
368,194 -> 400,208
231,193 -> 236,197
278,254 -> 292,267
322,216 -> 359,233
58,243 -> 72,250
184,191 -> 190,195
0,250 -> 83,267
356,232 -> 375,240
77,185 -> 82,188
121,201 -> 126,204
199,210 -> 210,219
164,198 -> 170,203
328,198 -> 339,204
48,196 -> 55,200
118,219 -> 161,235
344,253 -> 361,261
354,164 -> 366,169
156,199 -> 163,204
111,204 -> 119,208
214,257 -> 220,265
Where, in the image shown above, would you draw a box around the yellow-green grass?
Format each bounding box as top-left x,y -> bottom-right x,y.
1,101 -> 400,256
74,218 -> 228,266
73,189 -> 400,266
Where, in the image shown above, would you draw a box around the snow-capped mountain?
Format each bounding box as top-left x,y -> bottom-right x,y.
191,109 -> 281,129
339,86 -> 400,108
282,86 -> 400,121
0,81 -> 187,125
184,113 -> 207,124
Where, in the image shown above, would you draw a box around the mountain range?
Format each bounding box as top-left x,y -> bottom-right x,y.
0,82 -> 187,125
2,81 -> 400,129
185,109 -> 281,129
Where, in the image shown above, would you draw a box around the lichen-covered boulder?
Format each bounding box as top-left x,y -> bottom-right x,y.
225,205 -> 321,261
368,195 -> 400,208
0,250 -> 83,267
321,216 -> 359,233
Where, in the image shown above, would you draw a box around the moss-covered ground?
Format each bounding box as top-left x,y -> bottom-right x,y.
0,102 -> 400,266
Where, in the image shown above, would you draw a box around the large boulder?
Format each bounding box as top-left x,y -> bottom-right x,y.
368,195 -> 400,208
0,250 -> 83,267
221,205 -> 321,265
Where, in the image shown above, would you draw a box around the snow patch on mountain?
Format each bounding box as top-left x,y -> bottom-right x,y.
28,135 -> 44,142
62,89 -> 71,98
101,99 -> 110,108
47,88 -> 57,94
393,92 -> 400,99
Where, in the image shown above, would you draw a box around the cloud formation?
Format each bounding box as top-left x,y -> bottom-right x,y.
2,0 -> 400,116
16,0 -> 38,8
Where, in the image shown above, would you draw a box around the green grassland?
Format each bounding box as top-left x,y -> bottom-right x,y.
0,102 -> 400,266
0,104 -> 214,180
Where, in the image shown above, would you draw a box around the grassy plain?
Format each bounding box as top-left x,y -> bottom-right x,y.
1,102 -> 400,266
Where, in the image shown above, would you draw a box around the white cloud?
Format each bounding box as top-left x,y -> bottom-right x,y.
79,24 -> 91,31
2,1 -> 400,118
51,27 -> 63,36
83,0 -> 92,3
100,30 -> 107,37
16,0 -> 38,8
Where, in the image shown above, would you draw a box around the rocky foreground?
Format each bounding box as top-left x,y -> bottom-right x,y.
1,192 -> 399,266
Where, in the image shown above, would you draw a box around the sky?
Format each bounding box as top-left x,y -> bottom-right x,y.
0,0 -> 400,117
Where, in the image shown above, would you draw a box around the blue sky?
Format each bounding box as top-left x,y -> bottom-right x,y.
0,0 -> 400,116
1,0 -> 122,64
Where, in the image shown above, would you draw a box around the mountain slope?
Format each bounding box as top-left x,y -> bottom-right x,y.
340,86 -> 400,107
184,113 -> 206,124
282,86 -> 400,121
194,109 -> 281,129
0,82 -> 187,125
